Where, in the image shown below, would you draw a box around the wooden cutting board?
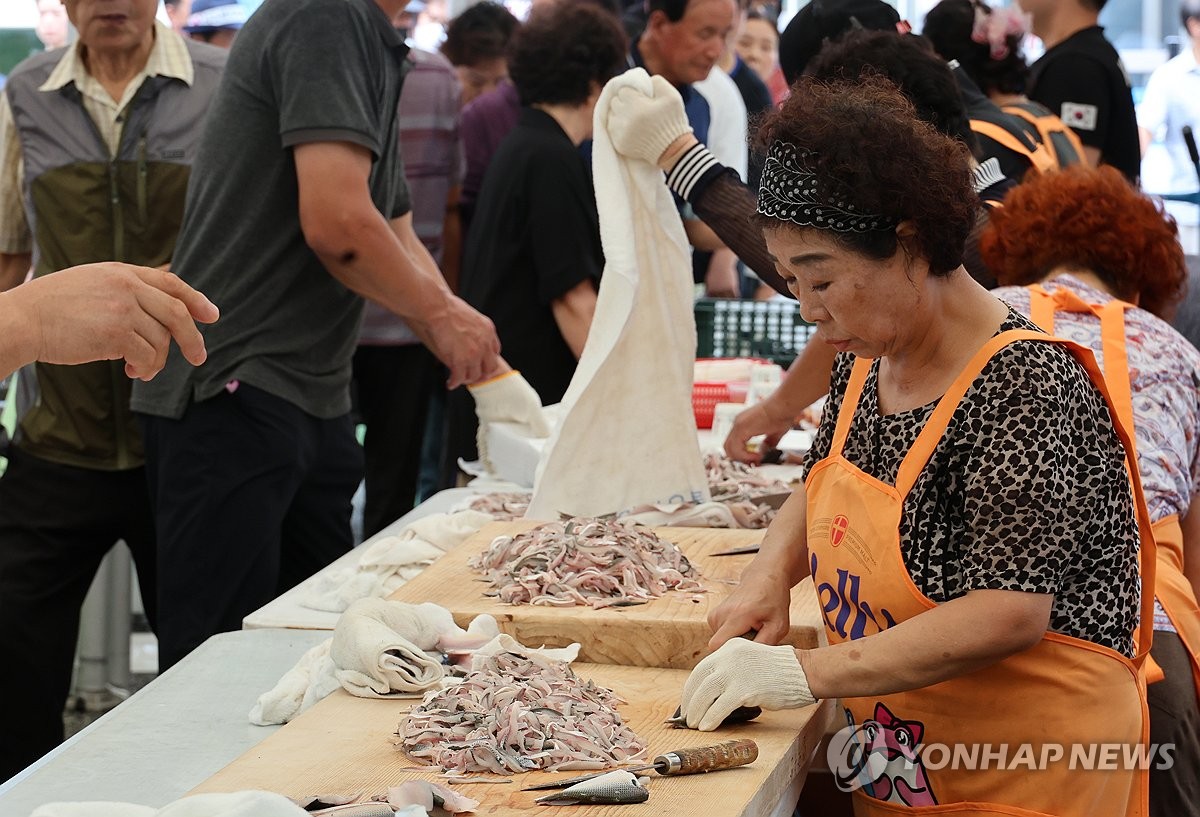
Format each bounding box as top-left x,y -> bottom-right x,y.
387,522 -> 824,670
190,663 -> 834,817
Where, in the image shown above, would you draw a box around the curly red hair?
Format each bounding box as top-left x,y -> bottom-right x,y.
980,166 -> 1186,318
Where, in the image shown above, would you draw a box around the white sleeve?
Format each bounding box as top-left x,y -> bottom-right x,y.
1136,62 -> 1169,137
693,68 -> 748,182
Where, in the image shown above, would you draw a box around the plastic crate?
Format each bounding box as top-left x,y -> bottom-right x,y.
691,379 -> 750,429
695,298 -> 815,367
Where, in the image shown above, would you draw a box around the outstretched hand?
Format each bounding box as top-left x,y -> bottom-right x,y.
0,262 -> 219,380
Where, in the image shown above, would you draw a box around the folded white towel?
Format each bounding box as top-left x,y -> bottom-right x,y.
248,638 -> 340,726
331,599 -> 451,698
301,511 -> 493,613
251,605 -> 500,725
32,791 -> 308,817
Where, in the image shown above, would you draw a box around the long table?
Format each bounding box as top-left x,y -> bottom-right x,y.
0,629 -> 330,814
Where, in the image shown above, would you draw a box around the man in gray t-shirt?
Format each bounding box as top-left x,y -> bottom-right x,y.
130,0 -> 522,670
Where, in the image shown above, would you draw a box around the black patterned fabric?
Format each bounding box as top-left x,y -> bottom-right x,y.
756,141 -> 901,233
803,309 -> 1141,656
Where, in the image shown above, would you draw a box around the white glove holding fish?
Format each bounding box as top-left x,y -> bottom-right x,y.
680,640 -> 816,731
468,370 -> 550,474
606,70 -> 693,166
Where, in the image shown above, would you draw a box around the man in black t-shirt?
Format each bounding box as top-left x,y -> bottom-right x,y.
1021,0 -> 1139,182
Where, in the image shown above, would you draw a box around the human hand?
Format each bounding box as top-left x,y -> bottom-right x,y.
723,400 -> 792,464
421,295 -> 503,389
468,370 -> 551,474
680,640 -> 816,731
606,71 -> 694,167
705,253 -> 740,298
707,567 -> 793,651
0,263 -> 219,380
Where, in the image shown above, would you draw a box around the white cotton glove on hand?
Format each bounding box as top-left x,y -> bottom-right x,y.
680,639 -> 816,731
468,370 -> 551,474
607,72 -> 693,166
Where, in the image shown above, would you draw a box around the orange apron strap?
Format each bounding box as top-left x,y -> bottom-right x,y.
829,357 -> 873,458
1029,285 -> 1139,454
969,119 -> 1056,175
1060,340 -> 1158,671
894,329 -> 1047,496
1028,284 -> 1057,333
890,323 -> 1158,669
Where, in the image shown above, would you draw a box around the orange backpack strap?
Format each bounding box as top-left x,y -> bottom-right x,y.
970,119 -> 1056,175
1001,103 -> 1088,168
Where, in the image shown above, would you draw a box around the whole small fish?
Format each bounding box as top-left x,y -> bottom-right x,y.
534,770 -> 649,806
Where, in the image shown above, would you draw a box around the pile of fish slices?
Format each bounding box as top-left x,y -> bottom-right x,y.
466,492 -> 532,521
399,651 -> 647,774
704,453 -> 791,528
468,518 -> 703,607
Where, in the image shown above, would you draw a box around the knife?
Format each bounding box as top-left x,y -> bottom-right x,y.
520,739 -> 759,791
711,544 -> 762,557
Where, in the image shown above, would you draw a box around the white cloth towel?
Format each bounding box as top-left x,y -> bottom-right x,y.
301,510 -> 493,613
526,68 -> 711,520
248,638 -> 341,726
331,599 -> 451,697
31,791 -> 309,817
250,603 -> 501,725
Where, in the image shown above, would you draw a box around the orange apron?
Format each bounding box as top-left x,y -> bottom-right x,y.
1029,285 -> 1200,700
807,329 -> 1155,816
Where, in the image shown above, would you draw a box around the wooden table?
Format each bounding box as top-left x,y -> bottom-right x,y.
191,663 -> 834,817
387,522 -> 824,670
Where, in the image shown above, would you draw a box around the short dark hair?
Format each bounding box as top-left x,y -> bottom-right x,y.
441,2 -> 519,68
754,74 -> 977,276
509,1 -> 628,106
923,0 -> 1028,96
778,0 -> 900,83
1182,0 -> 1200,28
647,0 -> 689,23
806,30 -> 978,155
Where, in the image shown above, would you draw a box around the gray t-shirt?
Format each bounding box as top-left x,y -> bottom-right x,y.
132,0 -> 411,420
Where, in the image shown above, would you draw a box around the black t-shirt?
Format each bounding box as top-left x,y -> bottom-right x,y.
460,107 -> 603,405
132,0 -> 412,420
1028,25 -> 1139,183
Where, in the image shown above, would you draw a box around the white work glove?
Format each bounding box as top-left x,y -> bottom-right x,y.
607,72 -> 694,166
468,370 -> 551,474
680,639 -> 816,731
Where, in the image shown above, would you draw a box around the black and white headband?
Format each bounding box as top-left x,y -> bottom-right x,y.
756,141 -> 900,234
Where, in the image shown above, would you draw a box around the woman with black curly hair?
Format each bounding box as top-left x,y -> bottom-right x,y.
444,1 -> 626,477
616,75 -> 1156,815
983,165 -> 1200,817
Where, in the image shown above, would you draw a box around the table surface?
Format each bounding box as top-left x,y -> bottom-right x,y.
242,488 -> 488,631
0,628 -> 332,814
190,665 -> 834,817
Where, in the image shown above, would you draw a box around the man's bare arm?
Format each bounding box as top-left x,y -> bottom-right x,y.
294,141 -> 502,388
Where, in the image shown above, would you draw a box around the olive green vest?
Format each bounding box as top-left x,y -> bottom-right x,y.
4,41 -> 224,470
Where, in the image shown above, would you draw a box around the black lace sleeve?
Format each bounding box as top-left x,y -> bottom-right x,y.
665,144 -> 790,297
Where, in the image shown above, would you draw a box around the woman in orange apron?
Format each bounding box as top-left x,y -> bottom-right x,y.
676,77 -> 1154,815
981,165 -> 1200,816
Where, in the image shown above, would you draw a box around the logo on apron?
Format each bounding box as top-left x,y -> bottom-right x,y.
829,703 -> 939,805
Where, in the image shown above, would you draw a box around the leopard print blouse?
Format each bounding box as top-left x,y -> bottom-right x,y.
803,309 -> 1141,656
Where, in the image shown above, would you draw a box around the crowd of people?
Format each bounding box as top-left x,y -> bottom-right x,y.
0,0 -> 1197,813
